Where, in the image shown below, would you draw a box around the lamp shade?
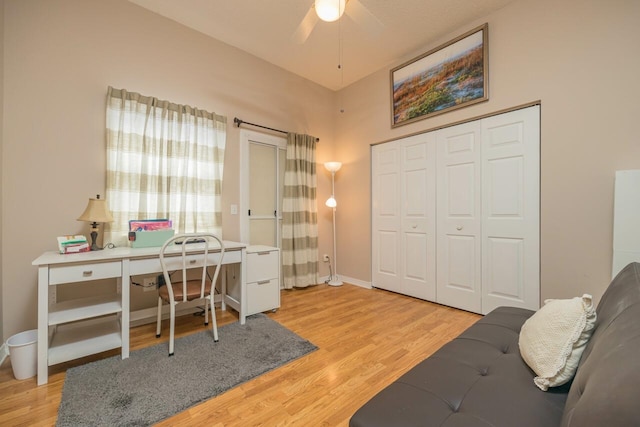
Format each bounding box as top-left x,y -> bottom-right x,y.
326,196 -> 337,208
324,161 -> 342,173
315,0 -> 346,22
77,195 -> 114,223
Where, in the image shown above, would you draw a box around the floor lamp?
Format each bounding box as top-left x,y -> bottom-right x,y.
325,161 -> 343,286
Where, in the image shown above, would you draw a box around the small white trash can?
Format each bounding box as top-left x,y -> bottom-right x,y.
6,329 -> 38,380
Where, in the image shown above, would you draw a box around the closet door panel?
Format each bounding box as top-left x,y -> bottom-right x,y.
446,235 -> 478,290
401,136 -> 436,300
485,237 -> 524,299
481,106 -> 540,313
436,121 -> 482,313
372,143 -> 402,293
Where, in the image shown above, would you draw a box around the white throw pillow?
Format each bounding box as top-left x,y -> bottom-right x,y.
518,294 -> 597,391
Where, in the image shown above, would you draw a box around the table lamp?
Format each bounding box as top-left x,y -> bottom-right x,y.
77,194 -> 114,251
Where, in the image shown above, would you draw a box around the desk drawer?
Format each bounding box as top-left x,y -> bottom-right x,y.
247,278 -> 280,315
246,250 -> 279,283
130,252 -> 232,276
50,261 -> 122,285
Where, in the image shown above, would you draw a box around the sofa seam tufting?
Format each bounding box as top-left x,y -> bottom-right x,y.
453,335 -> 515,353
429,353 -> 499,374
469,321 -> 523,333
427,351 -> 510,411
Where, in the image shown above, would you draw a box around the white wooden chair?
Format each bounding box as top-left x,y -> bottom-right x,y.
156,233 -> 225,356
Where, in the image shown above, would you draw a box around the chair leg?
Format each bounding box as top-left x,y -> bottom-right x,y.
156,297 -> 162,338
169,302 -> 176,356
204,297 -> 209,326
210,295 -> 219,342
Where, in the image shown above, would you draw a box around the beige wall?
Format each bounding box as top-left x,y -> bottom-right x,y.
335,0 -> 640,303
1,0 -> 336,338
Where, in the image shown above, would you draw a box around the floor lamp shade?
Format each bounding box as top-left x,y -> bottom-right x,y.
324,161 -> 343,286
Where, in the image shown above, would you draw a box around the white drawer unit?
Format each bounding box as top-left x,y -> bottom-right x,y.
246,246 -> 280,316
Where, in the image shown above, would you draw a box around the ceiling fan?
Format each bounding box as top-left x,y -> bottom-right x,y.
292,0 -> 383,44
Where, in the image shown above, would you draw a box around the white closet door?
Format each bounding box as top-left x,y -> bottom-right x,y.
400,135 -> 436,300
372,142 -> 402,293
481,106 -> 540,313
436,121 -> 482,313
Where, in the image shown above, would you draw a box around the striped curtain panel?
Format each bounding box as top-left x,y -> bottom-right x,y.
104,87 -> 226,247
282,133 -> 319,289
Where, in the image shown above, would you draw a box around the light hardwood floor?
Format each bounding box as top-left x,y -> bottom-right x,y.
0,284 -> 480,426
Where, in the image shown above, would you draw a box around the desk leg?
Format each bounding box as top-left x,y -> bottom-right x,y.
37,266 -> 49,386
121,259 -> 130,359
240,248 -> 247,325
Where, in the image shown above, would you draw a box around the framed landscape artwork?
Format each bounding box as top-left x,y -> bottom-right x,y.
391,23 -> 488,128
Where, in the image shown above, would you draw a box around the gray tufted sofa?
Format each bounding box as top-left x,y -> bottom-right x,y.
350,262 -> 640,427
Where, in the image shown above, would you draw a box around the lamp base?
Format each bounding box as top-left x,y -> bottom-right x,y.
327,279 -> 343,287
89,228 -> 103,251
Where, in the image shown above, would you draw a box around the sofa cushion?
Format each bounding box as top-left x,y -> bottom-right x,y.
519,294 -> 596,390
561,262 -> 640,426
350,307 -> 569,427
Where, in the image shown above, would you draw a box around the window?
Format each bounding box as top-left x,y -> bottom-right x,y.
104,87 -> 226,247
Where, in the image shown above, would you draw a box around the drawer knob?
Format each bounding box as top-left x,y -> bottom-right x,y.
257,280 -> 270,285
82,271 -> 93,277
189,260 -> 197,264
456,226 -> 463,231
257,252 -> 271,256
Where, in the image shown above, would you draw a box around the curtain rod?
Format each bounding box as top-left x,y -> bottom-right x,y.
233,117 -> 319,142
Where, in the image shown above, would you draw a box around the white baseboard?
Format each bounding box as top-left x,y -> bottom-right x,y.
319,275 -> 372,289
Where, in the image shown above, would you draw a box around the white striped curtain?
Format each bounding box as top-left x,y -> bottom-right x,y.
104,87 -> 226,247
282,133 -> 319,289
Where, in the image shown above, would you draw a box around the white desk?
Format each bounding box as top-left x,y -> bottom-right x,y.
32,241 -> 247,385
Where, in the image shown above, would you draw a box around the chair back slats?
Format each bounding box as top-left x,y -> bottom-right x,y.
159,233 -> 226,304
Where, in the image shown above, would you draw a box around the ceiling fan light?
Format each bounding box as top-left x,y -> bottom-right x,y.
315,0 -> 346,22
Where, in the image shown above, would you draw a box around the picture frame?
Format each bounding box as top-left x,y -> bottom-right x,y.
390,23 -> 488,128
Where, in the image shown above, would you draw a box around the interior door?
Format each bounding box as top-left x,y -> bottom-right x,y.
481,106 -> 540,313
371,141 -> 401,293
436,121 -> 482,313
400,135 -> 436,300
249,142 -> 278,246
240,130 -> 287,248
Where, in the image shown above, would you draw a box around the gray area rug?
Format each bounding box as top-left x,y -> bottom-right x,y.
56,314 -> 317,426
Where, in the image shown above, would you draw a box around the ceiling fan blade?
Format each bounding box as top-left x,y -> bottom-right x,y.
291,6 -> 319,44
346,0 -> 384,37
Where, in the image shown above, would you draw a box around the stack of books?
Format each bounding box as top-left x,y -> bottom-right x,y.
57,235 -> 90,254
